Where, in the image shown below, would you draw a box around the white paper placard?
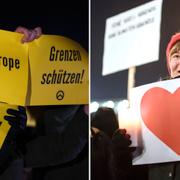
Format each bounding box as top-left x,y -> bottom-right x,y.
102,0 -> 163,75
131,78 -> 180,165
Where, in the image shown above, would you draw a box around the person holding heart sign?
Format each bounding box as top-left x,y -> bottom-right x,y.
148,32 -> 180,180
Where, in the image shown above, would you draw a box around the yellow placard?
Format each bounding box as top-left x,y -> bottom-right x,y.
0,30 -> 28,105
0,30 -> 89,147
28,35 -> 89,105
0,102 -> 19,148
0,30 -> 88,105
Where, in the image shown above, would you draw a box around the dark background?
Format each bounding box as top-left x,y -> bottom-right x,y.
0,2 -> 88,51
91,0 -> 180,102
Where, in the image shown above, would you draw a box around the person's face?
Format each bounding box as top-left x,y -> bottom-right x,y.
169,50 -> 180,78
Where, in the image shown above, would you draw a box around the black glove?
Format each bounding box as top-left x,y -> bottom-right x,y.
112,129 -> 135,151
3,106 -> 27,153
112,129 -> 135,172
4,106 -> 27,132
0,106 -> 27,174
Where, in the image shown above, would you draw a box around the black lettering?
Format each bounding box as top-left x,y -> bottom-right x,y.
73,51 -> 77,61
66,73 -> 70,84
69,50 -> 73,61
70,73 -> 75,83
8,58 -> 14,71
0,56 -> 20,71
3,57 -> 8,67
52,70 -> 57,84
77,50 -> 81,60
41,73 -> 46,84
49,47 -> 82,61
57,70 -> 63,83
55,50 -> 59,61
59,50 -> 64,61
49,46 -> 55,61
15,59 -> 20,69
63,70 -> 67,83
46,74 -> 52,84
64,50 -> 69,61
41,69 -> 85,84
75,73 -> 81,83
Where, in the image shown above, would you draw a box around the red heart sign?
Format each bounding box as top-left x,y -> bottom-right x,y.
141,87 -> 180,155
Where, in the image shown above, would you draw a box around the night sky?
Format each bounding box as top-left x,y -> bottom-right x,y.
0,2 -> 88,51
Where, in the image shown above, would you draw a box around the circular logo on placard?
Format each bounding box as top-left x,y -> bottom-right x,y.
56,90 -> 64,100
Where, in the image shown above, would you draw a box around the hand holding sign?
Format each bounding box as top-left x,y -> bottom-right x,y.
15,26 -> 42,43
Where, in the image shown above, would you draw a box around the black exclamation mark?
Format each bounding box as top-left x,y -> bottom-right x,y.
80,69 -> 85,83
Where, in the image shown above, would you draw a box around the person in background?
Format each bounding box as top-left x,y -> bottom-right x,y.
24,105 -> 88,180
91,127 -> 116,180
91,107 -> 119,138
91,107 -> 135,180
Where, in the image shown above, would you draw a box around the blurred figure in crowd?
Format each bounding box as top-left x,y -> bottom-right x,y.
91,107 -> 135,180
91,127 -> 116,180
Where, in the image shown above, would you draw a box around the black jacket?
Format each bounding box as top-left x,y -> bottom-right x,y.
24,105 -> 88,180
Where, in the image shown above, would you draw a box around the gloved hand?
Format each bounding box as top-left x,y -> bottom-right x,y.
112,129 -> 135,151
4,106 -> 27,133
0,106 -> 27,174
112,129 -> 135,174
3,106 -> 27,152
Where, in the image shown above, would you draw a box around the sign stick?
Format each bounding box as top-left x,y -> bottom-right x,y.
127,66 -> 136,104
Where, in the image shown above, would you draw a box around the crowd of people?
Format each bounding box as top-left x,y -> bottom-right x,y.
91,107 -> 148,180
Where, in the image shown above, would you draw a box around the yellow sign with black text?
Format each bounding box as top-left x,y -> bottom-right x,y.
0,30 -> 89,105
0,30 -> 88,148
28,35 -> 88,105
0,30 -> 28,105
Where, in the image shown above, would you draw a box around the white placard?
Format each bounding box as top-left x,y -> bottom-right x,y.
102,0 -> 163,76
131,78 -> 180,165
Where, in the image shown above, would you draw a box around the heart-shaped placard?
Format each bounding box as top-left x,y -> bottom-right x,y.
141,87 -> 180,155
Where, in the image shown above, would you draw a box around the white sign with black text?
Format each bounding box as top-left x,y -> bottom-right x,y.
102,0 -> 163,75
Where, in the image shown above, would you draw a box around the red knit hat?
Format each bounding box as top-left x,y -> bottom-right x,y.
166,33 -> 180,74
